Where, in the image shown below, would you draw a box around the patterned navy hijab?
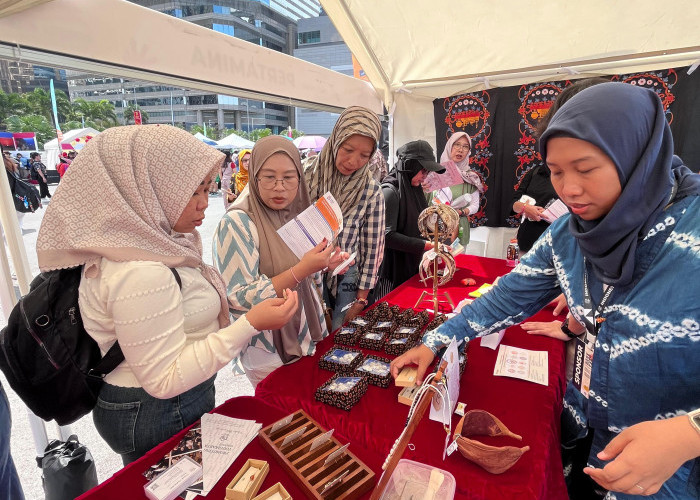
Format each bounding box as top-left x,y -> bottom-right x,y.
540,82 -> 700,286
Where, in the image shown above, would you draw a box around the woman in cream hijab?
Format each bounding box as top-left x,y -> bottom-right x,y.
423,132 -> 483,245
213,136 -> 349,386
37,125 -> 298,464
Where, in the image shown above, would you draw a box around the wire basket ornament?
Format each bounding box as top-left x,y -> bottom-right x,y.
417,204 -> 459,243
414,204 -> 459,312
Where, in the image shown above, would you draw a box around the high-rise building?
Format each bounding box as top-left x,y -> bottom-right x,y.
67,0 -> 319,133
293,12 -> 352,136
0,60 -> 69,94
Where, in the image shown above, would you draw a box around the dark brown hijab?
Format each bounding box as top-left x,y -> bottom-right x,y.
231,136 -> 325,363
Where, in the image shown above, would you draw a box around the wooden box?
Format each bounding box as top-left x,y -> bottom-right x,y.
258,410 -> 375,500
251,482 -> 291,500
226,459 -> 269,500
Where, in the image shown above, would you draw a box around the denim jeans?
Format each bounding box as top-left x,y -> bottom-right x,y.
93,376 -> 216,465
0,382 -> 25,500
326,264 -> 359,331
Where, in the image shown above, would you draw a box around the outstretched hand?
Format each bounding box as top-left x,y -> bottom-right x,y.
390,345 -> 436,385
584,417 -> 700,496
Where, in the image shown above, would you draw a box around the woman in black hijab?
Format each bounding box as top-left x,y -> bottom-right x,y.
375,140 -> 445,298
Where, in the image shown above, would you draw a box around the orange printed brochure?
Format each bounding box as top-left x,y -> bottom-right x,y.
276,192 -> 344,260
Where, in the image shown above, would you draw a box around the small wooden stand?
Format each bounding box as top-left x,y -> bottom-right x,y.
414,220 -> 454,313
369,362 -> 448,500
258,410 -> 374,500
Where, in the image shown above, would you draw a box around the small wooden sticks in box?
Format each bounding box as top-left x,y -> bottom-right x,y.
226,459 -> 269,500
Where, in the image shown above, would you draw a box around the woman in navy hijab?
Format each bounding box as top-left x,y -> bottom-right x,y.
392,82 -> 700,499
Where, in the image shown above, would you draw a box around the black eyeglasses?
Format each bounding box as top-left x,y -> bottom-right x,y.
256,175 -> 300,190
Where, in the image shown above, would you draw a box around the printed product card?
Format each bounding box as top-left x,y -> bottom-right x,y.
493,344 -> 548,386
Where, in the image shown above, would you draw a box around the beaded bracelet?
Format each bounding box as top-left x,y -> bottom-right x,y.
290,266 -> 301,284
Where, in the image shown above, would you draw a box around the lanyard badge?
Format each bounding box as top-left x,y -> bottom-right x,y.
572,259 -> 614,398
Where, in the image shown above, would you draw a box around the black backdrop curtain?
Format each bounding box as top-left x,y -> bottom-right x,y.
433,66 -> 700,228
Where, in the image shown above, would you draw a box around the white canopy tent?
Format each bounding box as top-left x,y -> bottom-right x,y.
321,0 -> 700,256
43,127 -> 101,169
0,0 -> 381,114
321,0 -> 700,151
216,133 -> 255,150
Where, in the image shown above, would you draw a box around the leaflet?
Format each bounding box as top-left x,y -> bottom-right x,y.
493,344 -> 548,386
540,199 -> 568,223
277,192 -> 343,259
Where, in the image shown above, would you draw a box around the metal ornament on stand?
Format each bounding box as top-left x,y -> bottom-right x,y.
414,204 -> 459,313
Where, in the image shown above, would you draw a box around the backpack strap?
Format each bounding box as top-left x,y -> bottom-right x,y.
88,267 -> 182,379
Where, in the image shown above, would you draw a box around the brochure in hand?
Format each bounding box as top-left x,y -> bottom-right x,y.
276,191 -> 343,259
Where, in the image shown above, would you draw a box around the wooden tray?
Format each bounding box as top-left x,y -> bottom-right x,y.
258,410 -> 375,500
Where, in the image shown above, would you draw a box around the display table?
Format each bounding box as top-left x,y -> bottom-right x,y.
77,396 -> 383,499
256,254 -> 569,499
79,255 -> 568,500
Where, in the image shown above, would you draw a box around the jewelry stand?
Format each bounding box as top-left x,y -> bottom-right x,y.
369,361 -> 448,500
414,220 -> 454,313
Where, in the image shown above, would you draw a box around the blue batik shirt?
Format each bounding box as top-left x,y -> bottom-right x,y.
424,196 -> 700,499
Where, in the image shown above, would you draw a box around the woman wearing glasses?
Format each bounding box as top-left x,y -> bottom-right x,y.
213,136 -> 349,386
422,132 -> 483,246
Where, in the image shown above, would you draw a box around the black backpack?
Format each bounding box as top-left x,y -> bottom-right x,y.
0,266 -> 181,425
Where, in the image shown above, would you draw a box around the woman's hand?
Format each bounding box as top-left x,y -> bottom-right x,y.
584,417 -> 700,496
549,293 -> 568,316
246,290 -> 299,330
520,320 -> 568,341
522,313 -> 584,341
390,345 -> 436,385
225,189 -> 236,202
327,248 -> 352,275
297,239 -> 334,277
343,300 -> 365,323
522,204 -> 545,221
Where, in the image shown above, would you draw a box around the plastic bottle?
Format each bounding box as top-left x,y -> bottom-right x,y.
506,238 -> 519,267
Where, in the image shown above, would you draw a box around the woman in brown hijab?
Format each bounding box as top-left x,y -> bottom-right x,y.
213,136 -> 350,386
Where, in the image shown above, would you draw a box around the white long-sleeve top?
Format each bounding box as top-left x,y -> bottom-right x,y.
78,258 -> 256,398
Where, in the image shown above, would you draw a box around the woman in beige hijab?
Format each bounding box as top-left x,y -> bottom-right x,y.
213,136 -> 349,386
37,125 -> 298,464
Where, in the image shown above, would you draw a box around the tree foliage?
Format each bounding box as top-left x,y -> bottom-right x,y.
0,90 -> 120,137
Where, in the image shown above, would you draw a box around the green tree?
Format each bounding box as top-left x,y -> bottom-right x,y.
6,114 -> 56,147
248,128 -> 272,142
0,91 -> 29,128
72,99 -> 118,130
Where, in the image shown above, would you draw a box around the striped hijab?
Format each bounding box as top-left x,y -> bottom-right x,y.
304,106 -> 381,213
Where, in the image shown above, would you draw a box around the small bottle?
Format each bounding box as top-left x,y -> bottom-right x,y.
506,239 -> 519,267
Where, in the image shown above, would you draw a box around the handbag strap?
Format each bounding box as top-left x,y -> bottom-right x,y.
89,268 -> 181,378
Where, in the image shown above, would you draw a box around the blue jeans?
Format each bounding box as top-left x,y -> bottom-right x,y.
327,264 -> 359,331
93,376 -> 216,465
0,382 -> 24,500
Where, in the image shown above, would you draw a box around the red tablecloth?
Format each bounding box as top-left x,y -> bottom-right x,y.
77,396 -> 384,500
256,254 -> 569,499
79,255 -> 568,500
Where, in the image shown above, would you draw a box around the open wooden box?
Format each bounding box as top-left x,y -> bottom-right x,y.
225,459 -> 270,500
258,410 -> 375,499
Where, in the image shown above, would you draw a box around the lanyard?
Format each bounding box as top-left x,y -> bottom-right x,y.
581,258 -> 614,337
